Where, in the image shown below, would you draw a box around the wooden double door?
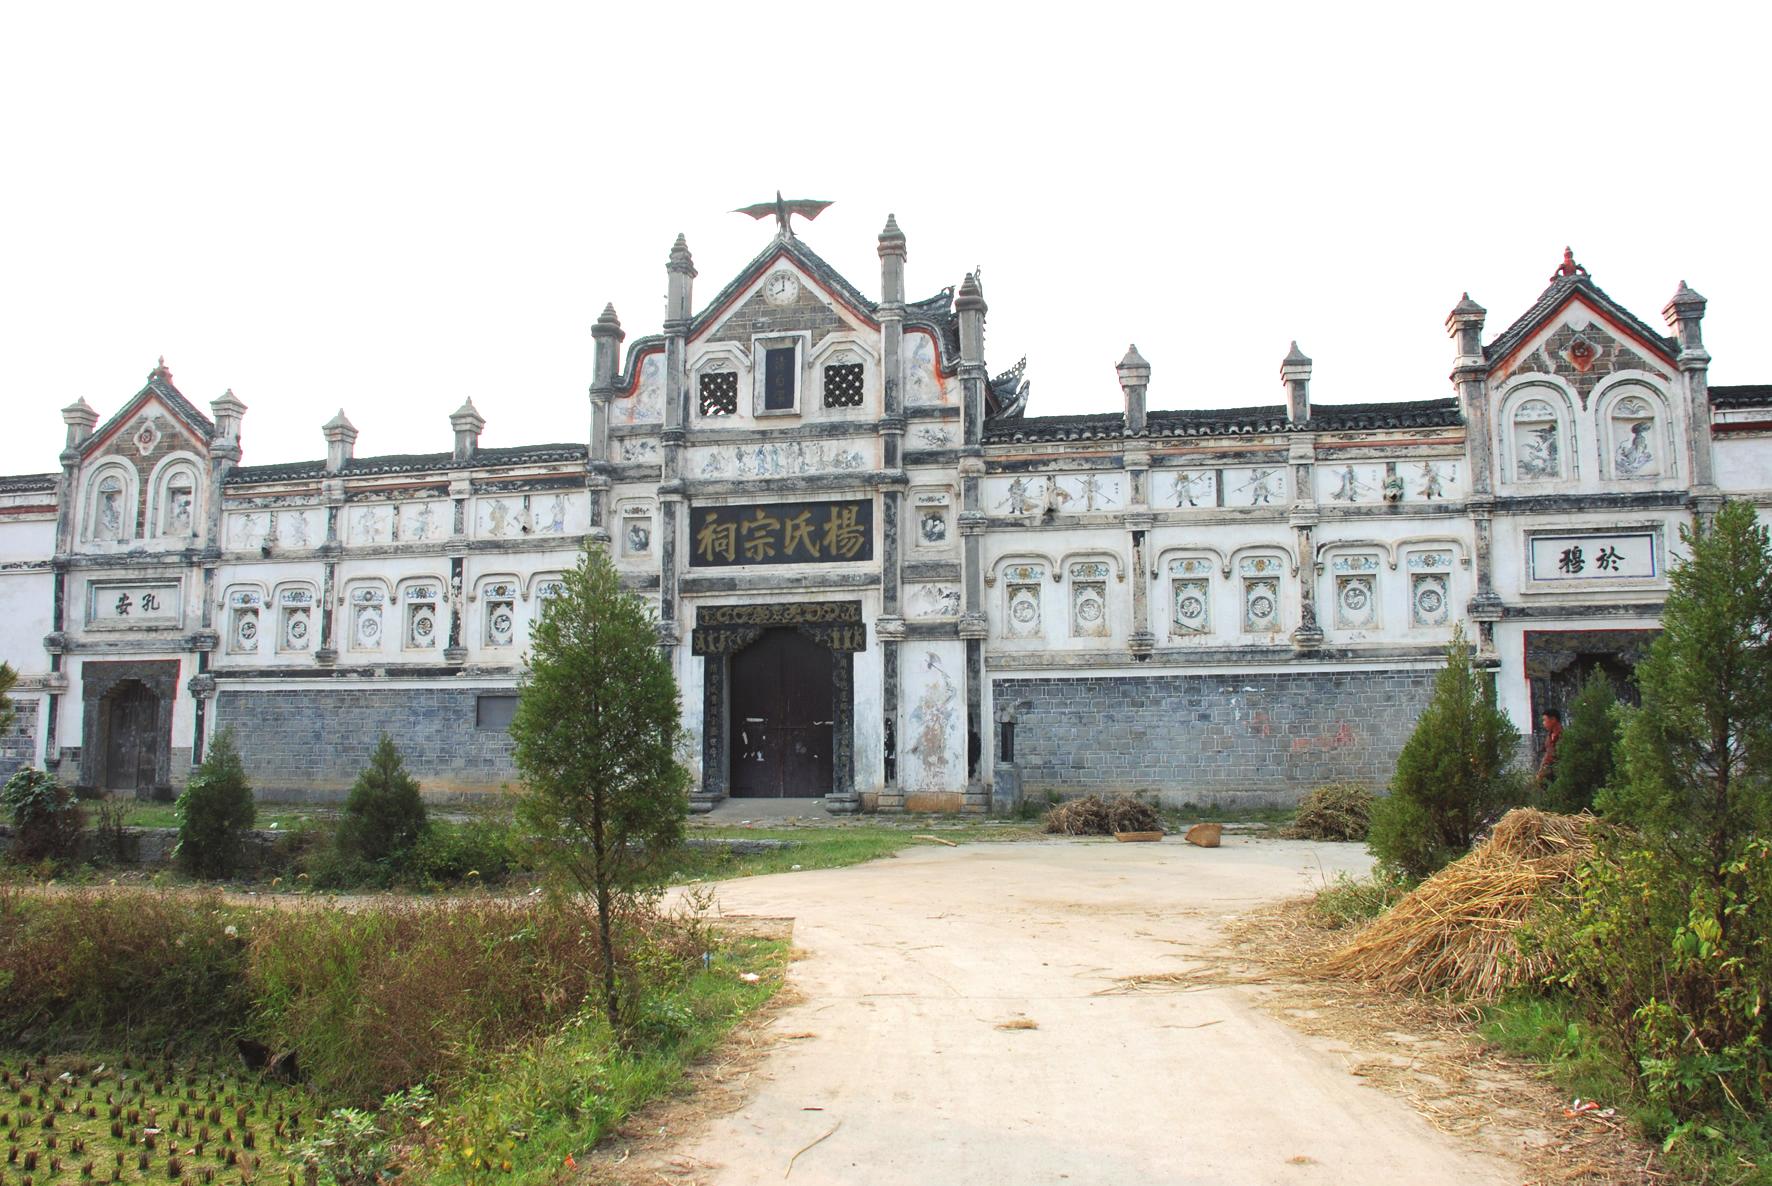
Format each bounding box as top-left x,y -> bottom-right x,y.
103,681 -> 162,794
729,627 -> 834,797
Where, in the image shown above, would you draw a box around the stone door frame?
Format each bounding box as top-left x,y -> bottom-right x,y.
78,659 -> 180,799
691,601 -> 865,813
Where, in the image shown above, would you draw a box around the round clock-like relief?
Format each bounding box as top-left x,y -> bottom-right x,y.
763,270 -> 799,306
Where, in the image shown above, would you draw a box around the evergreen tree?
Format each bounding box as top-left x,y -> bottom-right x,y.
337,734 -> 427,866
1602,500 -> 1772,880
510,542 -> 688,1035
1541,669 -> 1619,814
175,727 -> 256,879
1368,625 -> 1522,878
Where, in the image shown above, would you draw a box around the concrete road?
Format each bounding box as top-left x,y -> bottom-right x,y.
668,836 -> 1520,1186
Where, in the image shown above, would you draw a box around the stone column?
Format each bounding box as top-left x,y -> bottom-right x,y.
955,272 -> 990,811
1663,282 -> 1721,524
1446,293 -> 1502,657
587,304 -> 624,543
876,217 -> 908,811
658,238 -> 695,659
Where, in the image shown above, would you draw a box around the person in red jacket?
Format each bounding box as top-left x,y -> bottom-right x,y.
1536,708 -> 1563,789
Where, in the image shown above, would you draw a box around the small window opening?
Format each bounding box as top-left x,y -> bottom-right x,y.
476,694 -> 519,729
699,371 -> 738,417
823,363 -> 864,408
763,346 -> 797,411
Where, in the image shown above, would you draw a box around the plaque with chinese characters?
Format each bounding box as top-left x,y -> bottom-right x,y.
689,499 -> 873,567
86,581 -> 182,627
1528,532 -> 1658,582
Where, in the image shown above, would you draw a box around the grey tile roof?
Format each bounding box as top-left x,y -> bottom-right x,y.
1484,274 -> 1677,366
224,442 -> 588,485
983,399 -> 1461,444
1711,384 -> 1772,410
0,473 -> 58,495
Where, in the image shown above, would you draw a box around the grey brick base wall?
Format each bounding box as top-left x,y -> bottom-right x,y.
213,688 -> 518,802
1,698 -> 38,782
995,669 -> 1437,807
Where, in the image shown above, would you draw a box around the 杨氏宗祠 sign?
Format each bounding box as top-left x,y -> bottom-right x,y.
690,499 -> 873,567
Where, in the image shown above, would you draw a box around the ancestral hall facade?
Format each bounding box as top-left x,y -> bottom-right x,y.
2,214 -> 1768,812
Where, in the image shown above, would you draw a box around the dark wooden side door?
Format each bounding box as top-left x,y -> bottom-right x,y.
104,682 -> 160,794
729,627 -> 834,797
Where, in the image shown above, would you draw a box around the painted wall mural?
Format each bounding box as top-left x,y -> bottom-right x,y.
1331,554 -> 1380,630
1408,551 -> 1454,627
691,439 -> 869,478
903,334 -> 944,405
908,583 -> 962,618
1069,562 -> 1110,637
1168,557 -> 1213,635
905,649 -> 960,793
615,354 -> 665,425
1003,563 -> 1044,639
1512,400 -> 1563,480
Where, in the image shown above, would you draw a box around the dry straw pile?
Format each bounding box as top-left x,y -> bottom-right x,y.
1042,794 -> 1163,836
1326,808 -> 1593,1000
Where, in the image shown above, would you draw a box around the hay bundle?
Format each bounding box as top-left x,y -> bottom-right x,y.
1042,794 -> 1162,836
1325,808 -> 1593,1000
1281,783 -> 1374,841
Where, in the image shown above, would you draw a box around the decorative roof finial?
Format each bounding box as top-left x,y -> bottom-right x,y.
733,191 -> 834,239
150,355 -> 172,382
1550,247 -> 1588,282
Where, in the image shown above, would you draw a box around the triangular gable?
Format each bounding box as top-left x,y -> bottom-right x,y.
82,368 -> 216,459
689,235 -> 881,346
1487,273 -> 1678,384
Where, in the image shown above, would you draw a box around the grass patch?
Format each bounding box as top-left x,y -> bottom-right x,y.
1483,991 -> 1772,1185
413,934 -> 787,1184
1310,869 -> 1410,929
662,822 -> 1039,883
0,1052 -> 324,1183
1160,801 -> 1297,835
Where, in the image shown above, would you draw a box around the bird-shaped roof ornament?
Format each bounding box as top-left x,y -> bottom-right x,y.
733,191 -> 833,239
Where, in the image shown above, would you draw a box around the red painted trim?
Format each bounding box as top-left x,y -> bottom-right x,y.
1713,419 -> 1772,434
0,503 -> 56,516
619,343 -> 666,398
1490,291 -> 1677,380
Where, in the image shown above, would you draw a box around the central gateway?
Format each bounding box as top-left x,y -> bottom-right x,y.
729,627 -> 834,797
692,601 -> 866,811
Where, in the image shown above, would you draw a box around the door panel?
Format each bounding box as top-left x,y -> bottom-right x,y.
729,628 -> 834,797
104,683 -> 160,793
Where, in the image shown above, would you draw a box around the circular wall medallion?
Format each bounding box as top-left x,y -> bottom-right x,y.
1249,595 -> 1276,620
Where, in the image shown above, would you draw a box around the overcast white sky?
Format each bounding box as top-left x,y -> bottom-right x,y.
3,2 -> 1768,476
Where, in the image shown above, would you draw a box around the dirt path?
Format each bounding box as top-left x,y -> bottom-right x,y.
609,837 -> 1526,1186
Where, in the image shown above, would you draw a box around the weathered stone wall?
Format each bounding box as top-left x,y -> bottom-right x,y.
1,697 -> 38,781
214,687 -> 518,801
996,669 -> 1436,806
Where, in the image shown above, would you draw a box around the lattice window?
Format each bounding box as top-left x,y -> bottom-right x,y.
823,363 -> 864,408
698,371 -> 737,417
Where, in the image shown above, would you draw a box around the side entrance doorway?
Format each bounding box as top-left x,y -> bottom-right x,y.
103,681 -> 161,793
692,601 -> 866,812
78,660 -> 181,799
730,627 -> 834,797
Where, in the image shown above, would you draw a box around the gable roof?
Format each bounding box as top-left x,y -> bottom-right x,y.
82,361 -> 216,457
1485,271 -> 1678,373
1711,384 -> 1772,411
613,233 -> 965,393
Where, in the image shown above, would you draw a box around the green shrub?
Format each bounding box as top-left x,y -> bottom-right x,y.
1555,834 -> 1772,1127
175,727 -> 256,879
410,816 -> 525,886
1282,782 -> 1374,841
1369,627 -> 1522,879
1541,670 -> 1619,814
2,767 -> 85,864
336,735 -> 427,869
1311,868 -> 1409,928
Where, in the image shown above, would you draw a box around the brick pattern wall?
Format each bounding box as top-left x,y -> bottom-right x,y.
214,688 -> 518,801
0,698 -> 38,781
996,670 -> 1436,805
